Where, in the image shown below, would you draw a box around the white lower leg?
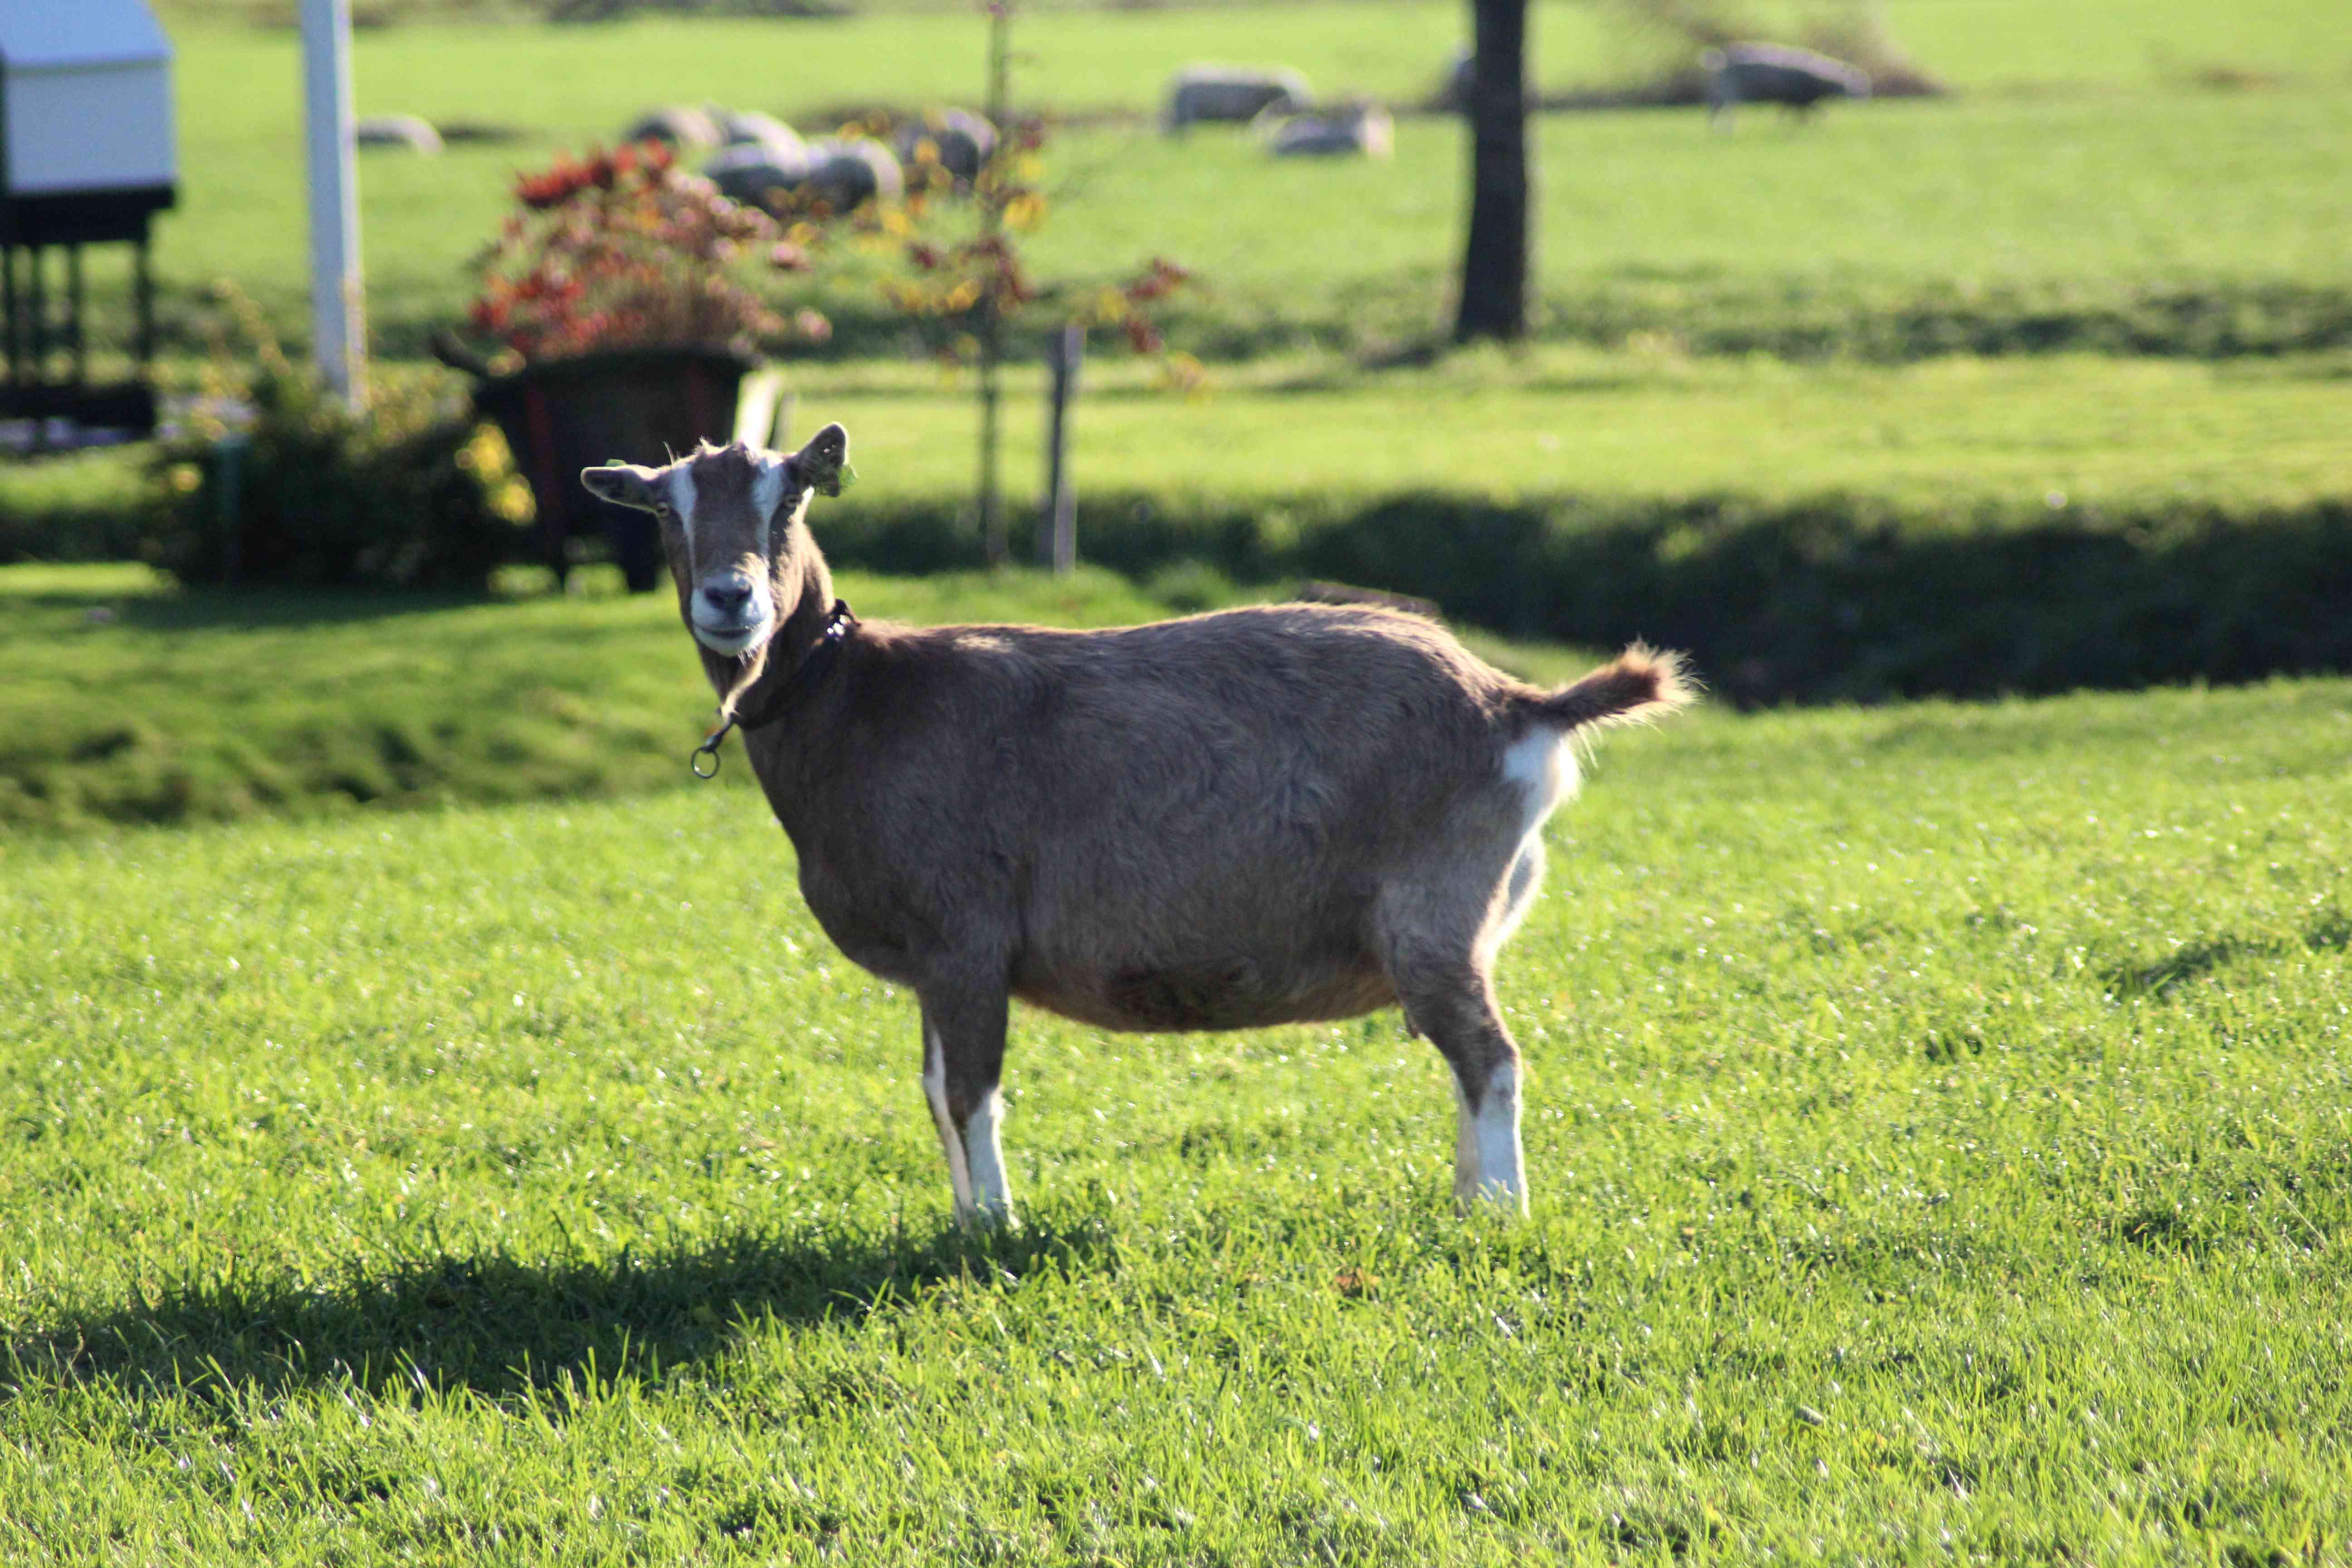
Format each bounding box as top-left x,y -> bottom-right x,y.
960,1087 -> 1015,1226
921,1027 -> 975,1217
1460,1061 -> 1526,1214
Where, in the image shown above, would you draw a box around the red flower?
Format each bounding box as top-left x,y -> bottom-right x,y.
1126,257 -> 1191,304
471,144 -> 800,364
514,157 -> 594,211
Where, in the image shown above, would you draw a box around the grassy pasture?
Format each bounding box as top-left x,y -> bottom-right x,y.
0,562 -> 1589,834
10,349 -> 2349,561
2,668 -> 2347,1561
146,0 -> 2352,95
102,0 -> 2352,361
0,563 -> 1187,833
761,350 -> 2352,514
6,12 -> 2341,1553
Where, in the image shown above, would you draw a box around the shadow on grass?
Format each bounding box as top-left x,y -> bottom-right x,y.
2102,907 -> 2352,997
118,586 -> 500,633
6,582 -> 500,633
13,1218 -> 1110,1402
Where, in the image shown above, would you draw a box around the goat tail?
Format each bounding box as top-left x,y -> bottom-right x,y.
1534,643 -> 1698,732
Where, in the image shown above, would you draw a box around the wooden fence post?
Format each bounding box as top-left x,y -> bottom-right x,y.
1038,322 -> 1082,573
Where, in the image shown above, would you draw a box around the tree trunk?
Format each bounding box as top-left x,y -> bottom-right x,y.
1454,0 -> 1531,342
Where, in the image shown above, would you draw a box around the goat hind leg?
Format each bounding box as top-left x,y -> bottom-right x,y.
919,987 -> 1015,1227
1398,966 -> 1527,1215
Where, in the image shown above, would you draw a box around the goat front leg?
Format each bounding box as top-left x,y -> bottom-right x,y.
918,986 -> 1014,1227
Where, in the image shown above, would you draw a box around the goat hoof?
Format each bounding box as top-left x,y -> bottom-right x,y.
1455,1186 -> 1529,1220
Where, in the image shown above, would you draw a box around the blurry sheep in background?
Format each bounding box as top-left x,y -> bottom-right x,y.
720,110 -> 808,164
1701,43 -> 1871,128
797,137 -> 905,212
706,141 -> 813,213
892,108 -> 997,189
1163,64 -> 1314,133
706,137 -> 900,216
354,114 -> 442,154
1266,102 -> 1394,159
622,104 -> 723,152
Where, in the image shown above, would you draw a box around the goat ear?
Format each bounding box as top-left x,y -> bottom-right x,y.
788,423 -> 851,498
579,462 -> 663,512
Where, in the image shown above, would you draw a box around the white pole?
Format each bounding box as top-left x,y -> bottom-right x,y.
300,0 -> 365,406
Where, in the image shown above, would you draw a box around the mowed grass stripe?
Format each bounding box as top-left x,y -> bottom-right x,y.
15,348 -> 2351,564
1,676 -> 2347,1560
793,351 -> 2352,514
0,564 -> 1595,834
0,564 -> 1231,833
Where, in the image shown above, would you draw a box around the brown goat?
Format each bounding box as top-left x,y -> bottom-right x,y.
581,426 -> 1691,1224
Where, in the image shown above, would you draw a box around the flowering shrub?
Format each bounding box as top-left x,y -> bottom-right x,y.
145,286 -> 534,589
465,142 -> 816,365
872,118 -> 1200,387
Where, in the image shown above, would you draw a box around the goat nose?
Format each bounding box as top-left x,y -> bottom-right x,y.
701,579 -> 754,616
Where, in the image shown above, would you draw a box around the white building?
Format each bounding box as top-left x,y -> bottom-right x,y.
0,0 -> 177,432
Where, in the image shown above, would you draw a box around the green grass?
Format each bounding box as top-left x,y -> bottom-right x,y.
103,1 -> 2352,361
1070,87 -> 2352,360
0,562 -> 1589,834
788,349 -> 2352,514
15,347 -> 2346,567
0,449 -> 152,564
2,671 -> 2347,1561
12,12 -> 2340,1548
1810,0 -> 2352,90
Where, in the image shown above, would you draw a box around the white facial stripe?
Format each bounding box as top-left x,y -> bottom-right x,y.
750,455 -> 788,529
962,1088 -> 1014,1225
667,466 -> 699,549
921,1027 -> 975,1213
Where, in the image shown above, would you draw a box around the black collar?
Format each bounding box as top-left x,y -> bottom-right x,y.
691,599 -> 856,778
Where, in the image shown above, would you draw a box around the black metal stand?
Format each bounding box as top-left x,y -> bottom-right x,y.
0,184 -> 175,445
